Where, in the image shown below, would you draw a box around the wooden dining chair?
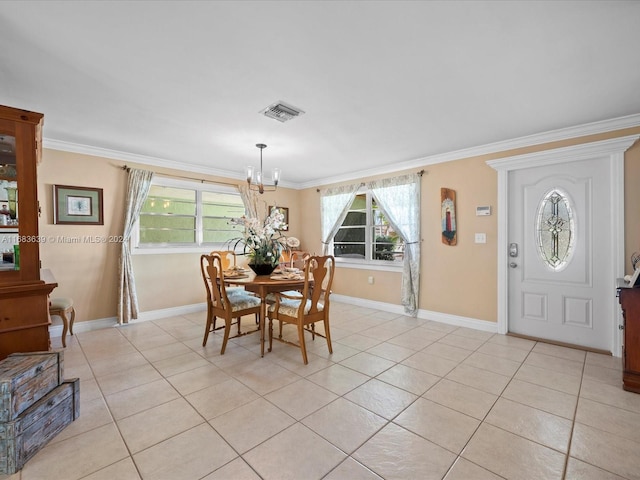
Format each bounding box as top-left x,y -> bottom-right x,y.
209,250 -> 245,296
201,253 -> 261,354
267,255 -> 335,364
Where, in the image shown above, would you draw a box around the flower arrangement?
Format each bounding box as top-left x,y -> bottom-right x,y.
229,207 -> 289,268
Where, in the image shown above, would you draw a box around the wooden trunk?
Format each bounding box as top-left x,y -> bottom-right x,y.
0,379 -> 79,474
0,352 -> 63,422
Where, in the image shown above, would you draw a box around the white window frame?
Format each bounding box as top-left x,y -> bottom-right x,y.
131,176 -> 242,255
332,188 -> 403,272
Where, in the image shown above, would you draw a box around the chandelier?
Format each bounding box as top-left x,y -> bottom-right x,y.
246,143 -> 280,194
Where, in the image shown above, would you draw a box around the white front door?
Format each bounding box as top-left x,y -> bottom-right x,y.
508,158 -> 612,350
490,135 -> 637,357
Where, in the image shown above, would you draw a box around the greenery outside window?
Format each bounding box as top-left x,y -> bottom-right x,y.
133,177 -> 245,253
333,191 -> 404,264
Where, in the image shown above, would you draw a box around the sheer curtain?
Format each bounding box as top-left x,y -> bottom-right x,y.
238,184 -> 258,218
320,183 -> 360,255
368,173 -> 421,316
117,168 -> 154,324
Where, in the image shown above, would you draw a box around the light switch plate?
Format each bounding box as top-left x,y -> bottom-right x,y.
475,233 -> 487,244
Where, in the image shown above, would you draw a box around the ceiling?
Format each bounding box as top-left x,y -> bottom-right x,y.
1,1 -> 639,188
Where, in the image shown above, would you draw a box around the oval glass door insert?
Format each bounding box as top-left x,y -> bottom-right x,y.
536,188 -> 575,271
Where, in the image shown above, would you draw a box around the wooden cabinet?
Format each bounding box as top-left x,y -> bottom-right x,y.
0,105 -> 56,360
617,285 -> 640,393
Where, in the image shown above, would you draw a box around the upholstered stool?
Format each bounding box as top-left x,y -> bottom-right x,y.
49,297 -> 75,347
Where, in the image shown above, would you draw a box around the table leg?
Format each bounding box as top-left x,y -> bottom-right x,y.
260,293 -> 267,357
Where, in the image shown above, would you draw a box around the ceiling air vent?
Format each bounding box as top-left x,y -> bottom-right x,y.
260,101 -> 305,123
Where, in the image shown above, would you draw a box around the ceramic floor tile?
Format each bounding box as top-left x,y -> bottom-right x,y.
395,397 -> 480,454
353,422 -> 456,480
117,397 -> 204,454
423,378 -> 498,420
233,358 -> 301,395
477,342 -> 530,362
165,363 -> 231,396
80,458 -> 141,480
564,457 -> 628,480
401,350 -> 458,377
151,351 -> 212,377
323,457 -> 383,480
105,378 -> 181,420
570,422 -> 640,479
486,333 -> 536,350
20,423 -> 129,480
580,377 -> 640,414
501,378 -> 577,419
264,378 -> 338,420
307,364 -> 370,396
462,423 -> 566,480
19,301 -> 635,479
132,423 -> 237,480
484,397 -> 573,453
437,333 -> 487,351
336,333 -> 383,351
583,362 -> 623,387
243,423 -> 346,480
445,364 -> 510,396
95,363 -> 163,396
524,351 -> 584,377
202,457 -> 261,480
209,397 -> 295,453
376,363 -> 440,395
185,378 -> 259,420
585,351 -> 622,371
575,396 -> 640,443
422,342 -> 473,363
443,457 -> 503,480
344,378 -> 418,420
532,342 -> 587,362
462,351 -> 522,377
339,351 -> 396,377
302,397 -> 387,453
514,363 -> 582,395
365,342 -> 416,362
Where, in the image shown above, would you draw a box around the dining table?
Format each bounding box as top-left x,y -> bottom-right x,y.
223,269 -> 308,356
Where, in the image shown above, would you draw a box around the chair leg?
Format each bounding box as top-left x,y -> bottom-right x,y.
60,310 -> 69,348
297,323 -> 308,364
237,316 -> 242,335
323,318 -> 333,354
268,317 -> 273,352
220,318 -> 232,355
69,307 -> 75,336
202,308 -> 214,346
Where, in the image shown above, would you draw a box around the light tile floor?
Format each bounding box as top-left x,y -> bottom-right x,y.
7,301 -> 640,480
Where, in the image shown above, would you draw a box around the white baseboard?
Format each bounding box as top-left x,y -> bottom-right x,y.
49,298 -> 498,338
332,294 -> 499,333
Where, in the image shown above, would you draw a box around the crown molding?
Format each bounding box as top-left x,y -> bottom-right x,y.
44,113 -> 640,190
297,113 -> 640,189
41,139 -> 297,189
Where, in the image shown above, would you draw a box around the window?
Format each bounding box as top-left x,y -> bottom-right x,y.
134,177 -> 245,252
535,188 -> 575,271
332,191 -> 404,264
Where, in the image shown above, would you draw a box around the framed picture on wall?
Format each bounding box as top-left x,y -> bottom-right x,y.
268,205 -> 289,231
53,185 -> 104,225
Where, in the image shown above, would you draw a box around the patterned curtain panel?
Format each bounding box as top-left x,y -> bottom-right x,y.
118,168 -> 154,324
368,173 -> 421,316
319,183 -> 360,255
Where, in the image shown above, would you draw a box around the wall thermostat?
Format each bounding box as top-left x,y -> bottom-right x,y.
476,206 -> 491,216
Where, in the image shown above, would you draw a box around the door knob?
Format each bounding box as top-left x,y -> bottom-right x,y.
509,262 -> 518,268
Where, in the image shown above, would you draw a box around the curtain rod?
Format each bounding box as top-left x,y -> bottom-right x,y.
121,165 -> 239,188
316,169 -> 426,192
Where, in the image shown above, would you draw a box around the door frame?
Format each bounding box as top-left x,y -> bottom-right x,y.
488,135 -> 639,356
